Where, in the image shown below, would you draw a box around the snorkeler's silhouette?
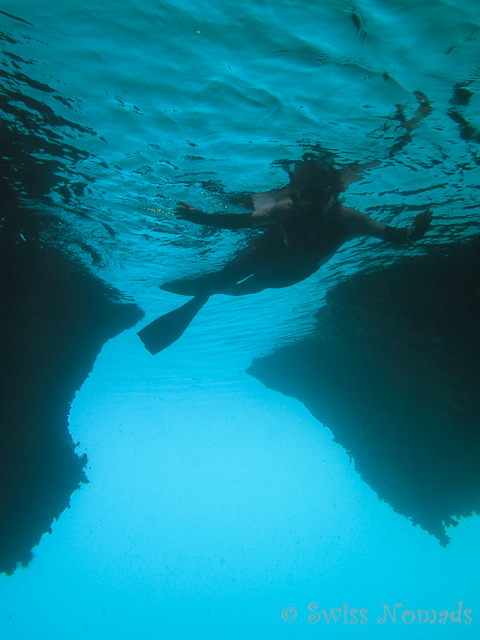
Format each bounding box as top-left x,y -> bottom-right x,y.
138,159 -> 432,354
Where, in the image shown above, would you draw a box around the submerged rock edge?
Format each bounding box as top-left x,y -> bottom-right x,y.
0,205 -> 144,576
248,236 -> 480,546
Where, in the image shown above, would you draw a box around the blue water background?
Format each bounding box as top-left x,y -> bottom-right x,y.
1,0 -> 480,637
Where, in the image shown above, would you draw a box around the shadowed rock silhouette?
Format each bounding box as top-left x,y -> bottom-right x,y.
249,236 -> 480,546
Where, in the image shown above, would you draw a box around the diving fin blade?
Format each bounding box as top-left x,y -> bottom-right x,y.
138,295 -> 209,355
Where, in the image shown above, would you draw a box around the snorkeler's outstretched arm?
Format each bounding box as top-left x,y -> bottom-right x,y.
384,210 -> 433,245
340,206 -> 433,245
175,202 -> 253,230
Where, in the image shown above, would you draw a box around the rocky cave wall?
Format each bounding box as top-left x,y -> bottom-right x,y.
249,237 -> 480,546
0,194 -> 144,575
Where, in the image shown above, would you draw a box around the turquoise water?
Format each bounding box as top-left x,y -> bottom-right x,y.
1,0 -> 480,638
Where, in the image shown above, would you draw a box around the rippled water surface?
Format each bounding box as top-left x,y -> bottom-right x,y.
1,0 -> 480,638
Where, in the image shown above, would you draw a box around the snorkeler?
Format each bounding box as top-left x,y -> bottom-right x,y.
138,160 -> 432,354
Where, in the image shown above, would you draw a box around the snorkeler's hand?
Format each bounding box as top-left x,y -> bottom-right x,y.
175,202 -> 208,224
407,210 -> 433,241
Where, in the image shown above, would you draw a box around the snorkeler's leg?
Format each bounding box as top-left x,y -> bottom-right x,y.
227,259 -> 321,296
160,272 -> 231,296
160,238 -> 269,296
161,230 -> 290,296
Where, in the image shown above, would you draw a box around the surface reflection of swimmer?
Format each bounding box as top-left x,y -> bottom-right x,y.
138,160 -> 432,354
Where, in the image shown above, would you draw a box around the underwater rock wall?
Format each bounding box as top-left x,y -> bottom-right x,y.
249,237 -> 480,546
0,196 -> 143,575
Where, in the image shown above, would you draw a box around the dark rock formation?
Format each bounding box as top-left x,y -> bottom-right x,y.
0,55 -> 144,574
249,237 -> 480,546
0,198 -> 144,575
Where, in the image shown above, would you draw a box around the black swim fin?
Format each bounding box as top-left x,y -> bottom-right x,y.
137,294 -> 209,355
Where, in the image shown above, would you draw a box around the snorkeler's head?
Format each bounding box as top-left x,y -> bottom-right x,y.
290,160 -> 341,207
